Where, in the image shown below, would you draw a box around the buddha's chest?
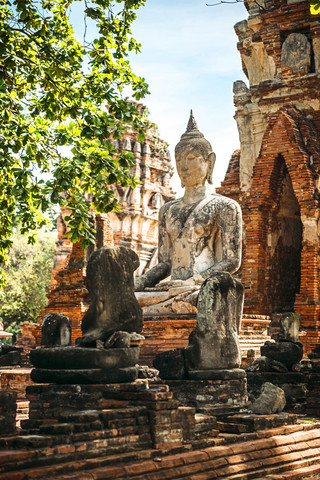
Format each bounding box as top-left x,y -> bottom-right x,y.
166,201 -> 217,244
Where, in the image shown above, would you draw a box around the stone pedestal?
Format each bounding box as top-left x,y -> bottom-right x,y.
167,370 -> 247,417
22,381 -> 183,450
30,346 -> 140,384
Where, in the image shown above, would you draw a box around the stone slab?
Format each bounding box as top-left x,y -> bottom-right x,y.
30,346 -> 140,370
30,366 -> 139,384
188,368 -> 246,380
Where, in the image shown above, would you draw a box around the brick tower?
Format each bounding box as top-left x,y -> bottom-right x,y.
217,0 -> 320,354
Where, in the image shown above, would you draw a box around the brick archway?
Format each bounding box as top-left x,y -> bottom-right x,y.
242,105 -> 320,354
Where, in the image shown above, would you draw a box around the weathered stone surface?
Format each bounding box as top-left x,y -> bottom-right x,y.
41,313 -> 72,347
0,390 -> 17,435
167,378 -> 248,414
261,341 -> 303,370
0,350 -> 20,366
281,33 -> 311,73
251,382 -> 286,415
185,272 -> 244,371
188,368 -> 246,380
279,312 -> 301,343
135,112 -> 242,318
31,366 -> 139,384
0,345 -> 22,366
153,348 -> 186,380
247,356 -> 289,373
80,246 -> 143,345
30,346 -> 140,370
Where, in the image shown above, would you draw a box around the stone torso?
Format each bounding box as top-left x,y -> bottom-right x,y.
163,194 -> 238,281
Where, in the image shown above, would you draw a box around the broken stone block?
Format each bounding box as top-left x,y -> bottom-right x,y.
251,382 -> 286,415
30,346 -> 140,370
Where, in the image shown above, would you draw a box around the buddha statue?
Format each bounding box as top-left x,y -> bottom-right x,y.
135,111 -> 242,316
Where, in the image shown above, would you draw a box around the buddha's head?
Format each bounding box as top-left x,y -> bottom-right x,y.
175,111 -> 216,188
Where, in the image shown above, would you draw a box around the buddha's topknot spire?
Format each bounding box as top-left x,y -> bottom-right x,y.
180,109 -> 204,140
186,110 -> 198,132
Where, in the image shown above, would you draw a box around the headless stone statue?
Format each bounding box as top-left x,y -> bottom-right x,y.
185,272 -> 244,372
31,246 -> 143,384
135,111 -> 242,318
79,246 -> 143,346
137,112 -> 244,377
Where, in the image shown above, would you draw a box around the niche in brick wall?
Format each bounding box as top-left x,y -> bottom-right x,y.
268,156 -> 302,314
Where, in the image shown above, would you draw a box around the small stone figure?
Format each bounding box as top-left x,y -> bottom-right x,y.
279,312 -> 301,343
41,313 -> 72,347
79,246 -> 143,346
247,312 -> 303,373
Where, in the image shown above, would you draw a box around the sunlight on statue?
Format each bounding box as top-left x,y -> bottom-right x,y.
135,111 -> 242,316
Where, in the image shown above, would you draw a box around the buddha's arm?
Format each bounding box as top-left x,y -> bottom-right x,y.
201,200 -> 242,279
134,204 -> 172,291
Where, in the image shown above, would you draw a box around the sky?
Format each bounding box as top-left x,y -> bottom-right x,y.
129,0 -> 248,193
70,0 -> 248,194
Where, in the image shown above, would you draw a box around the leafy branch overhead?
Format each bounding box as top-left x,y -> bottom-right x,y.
206,0 -> 320,14
0,0 -> 148,283
310,0 -> 320,14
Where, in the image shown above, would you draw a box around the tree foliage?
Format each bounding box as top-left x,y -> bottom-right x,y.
0,0 -> 148,284
0,230 -> 56,336
310,0 -> 320,14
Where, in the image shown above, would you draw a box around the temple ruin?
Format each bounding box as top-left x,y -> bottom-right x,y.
217,0 -> 320,356
2,1 -> 320,479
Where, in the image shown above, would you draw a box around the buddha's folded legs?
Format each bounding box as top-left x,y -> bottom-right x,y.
135,287 -> 200,315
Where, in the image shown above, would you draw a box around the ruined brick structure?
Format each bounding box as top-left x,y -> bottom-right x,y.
39,110 -> 174,344
217,0 -> 320,355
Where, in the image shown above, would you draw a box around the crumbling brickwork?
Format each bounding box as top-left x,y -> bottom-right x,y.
217,0 -> 320,355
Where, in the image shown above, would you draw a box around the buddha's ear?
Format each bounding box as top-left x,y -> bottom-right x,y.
207,152 -> 216,185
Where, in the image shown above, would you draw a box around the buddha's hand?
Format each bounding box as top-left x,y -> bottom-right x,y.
192,274 -> 205,285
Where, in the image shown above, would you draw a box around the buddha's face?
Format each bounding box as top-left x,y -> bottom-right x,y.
175,148 -> 209,188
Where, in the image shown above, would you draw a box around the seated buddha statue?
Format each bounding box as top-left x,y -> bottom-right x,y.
134,111 -> 242,316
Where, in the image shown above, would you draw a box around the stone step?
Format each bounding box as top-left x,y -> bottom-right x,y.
0,432 -> 152,474
31,427 -> 319,480
0,448 -> 158,480
1,421 -> 319,479
262,464 -> 320,479
217,413 -> 298,434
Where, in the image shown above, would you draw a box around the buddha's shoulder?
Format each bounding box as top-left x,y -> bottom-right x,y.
202,194 -> 241,212
159,198 -> 181,215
